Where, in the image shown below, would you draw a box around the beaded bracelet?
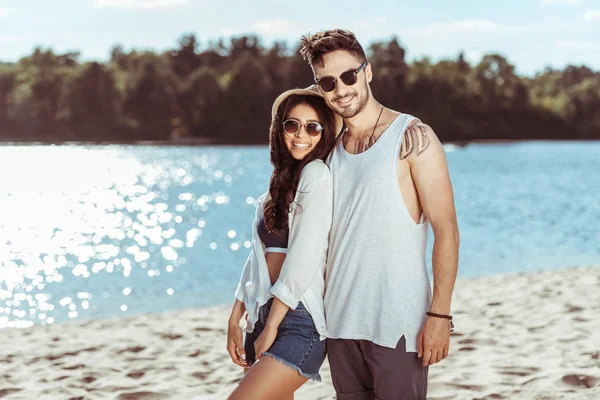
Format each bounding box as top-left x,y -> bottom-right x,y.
426,311 -> 452,320
426,311 -> 455,332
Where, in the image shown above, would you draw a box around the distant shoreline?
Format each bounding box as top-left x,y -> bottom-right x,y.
1,138 -> 600,147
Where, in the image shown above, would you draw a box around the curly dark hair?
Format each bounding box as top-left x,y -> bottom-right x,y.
263,94 -> 337,233
300,29 -> 367,68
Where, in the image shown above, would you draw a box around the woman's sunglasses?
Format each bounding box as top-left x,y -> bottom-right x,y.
283,119 -> 323,137
315,62 -> 368,93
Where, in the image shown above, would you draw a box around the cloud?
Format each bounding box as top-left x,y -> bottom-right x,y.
219,18 -> 305,39
418,19 -> 500,35
94,0 -> 190,10
253,18 -> 304,36
218,27 -> 243,37
0,7 -> 10,16
405,19 -> 574,39
0,36 -> 26,43
541,0 -> 584,5
556,40 -> 600,50
582,9 -> 600,21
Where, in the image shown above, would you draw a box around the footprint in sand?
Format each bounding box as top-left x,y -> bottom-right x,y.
157,333 -> 183,340
188,350 -> 203,358
561,374 -> 599,388
126,371 -> 145,379
0,355 -> 14,364
194,327 -> 212,332
473,394 -> 506,400
497,366 -> 540,377
117,391 -> 167,400
44,347 -> 100,362
63,364 -> 86,370
117,346 -> 146,354
0,388 -> 22,397
448,383 -> 485,391
459,338 -> 497,345
566,304 -> 585,313
191,371 -> 209,380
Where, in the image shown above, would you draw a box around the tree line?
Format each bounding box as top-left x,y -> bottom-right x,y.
0,34 -> 598,144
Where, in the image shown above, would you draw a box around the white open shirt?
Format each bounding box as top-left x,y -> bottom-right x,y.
234,160 -> 332,340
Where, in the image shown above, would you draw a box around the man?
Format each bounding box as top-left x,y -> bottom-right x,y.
299,29 -> 460,399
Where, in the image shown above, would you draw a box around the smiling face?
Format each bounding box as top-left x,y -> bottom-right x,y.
312,50 -> 372,119
282,103 -> 323,160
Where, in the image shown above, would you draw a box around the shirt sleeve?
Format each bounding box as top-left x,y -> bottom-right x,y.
269,162 -> 333,309
234,253 -> 252,302
234,195 -> 264,302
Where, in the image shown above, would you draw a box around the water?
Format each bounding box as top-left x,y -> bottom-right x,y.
0,142 -> 599,328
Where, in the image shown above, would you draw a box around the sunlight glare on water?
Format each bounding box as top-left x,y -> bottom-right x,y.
0,145 -> 265,328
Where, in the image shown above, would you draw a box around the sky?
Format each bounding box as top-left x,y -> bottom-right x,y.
1,0 -> 599,76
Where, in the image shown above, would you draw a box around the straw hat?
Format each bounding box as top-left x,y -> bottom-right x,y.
270,85 -> 344,137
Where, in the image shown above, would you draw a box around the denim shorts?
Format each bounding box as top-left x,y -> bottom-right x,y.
244,298 -> 326,382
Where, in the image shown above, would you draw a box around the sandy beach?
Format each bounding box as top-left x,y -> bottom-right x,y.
1,266 -> 599,400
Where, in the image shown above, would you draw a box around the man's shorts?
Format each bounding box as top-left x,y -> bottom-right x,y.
327,335 -> 428,400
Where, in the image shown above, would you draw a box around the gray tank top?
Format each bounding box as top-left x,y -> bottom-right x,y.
325,113 -> 432,352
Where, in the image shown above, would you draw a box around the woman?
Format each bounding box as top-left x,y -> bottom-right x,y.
226,87 -> 343,399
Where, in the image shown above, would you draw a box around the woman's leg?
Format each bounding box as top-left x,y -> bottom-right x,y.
227,356 -> 308,400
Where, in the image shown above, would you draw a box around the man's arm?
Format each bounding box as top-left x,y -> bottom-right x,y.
402,122 -> 459,314
401,122 -> 459,366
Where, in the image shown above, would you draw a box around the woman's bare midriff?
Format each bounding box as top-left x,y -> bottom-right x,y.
265,252 -> 286,285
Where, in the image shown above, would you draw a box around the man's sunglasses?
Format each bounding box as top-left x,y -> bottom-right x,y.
315,62 -> 368,93
283,119 -> 323,137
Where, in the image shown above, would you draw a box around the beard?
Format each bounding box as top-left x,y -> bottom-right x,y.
331,86 -> 370,119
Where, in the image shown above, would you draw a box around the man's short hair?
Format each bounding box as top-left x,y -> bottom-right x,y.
299,29 -> 367,68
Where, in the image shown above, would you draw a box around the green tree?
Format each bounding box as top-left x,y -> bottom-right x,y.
66,62 -> 122,140
110,44 -> 129,71
0,70 -> 18,140
369,37 -> 408,109
170,33 -> 201,79
287,44 -> 314,89
223,54 -> 273,142
12,48 -> 74,140
471,54 -> 528,110
177,67 -> 223,138
123,58 -> 178,140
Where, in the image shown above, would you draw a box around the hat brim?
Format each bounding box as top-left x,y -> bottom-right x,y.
271,87 -> 344,138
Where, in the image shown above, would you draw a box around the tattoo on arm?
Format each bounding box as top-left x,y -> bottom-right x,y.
400,124 -> 430,159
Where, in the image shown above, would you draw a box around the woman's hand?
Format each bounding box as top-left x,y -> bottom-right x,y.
227,317 -> 248,368
254,324 -> 278,359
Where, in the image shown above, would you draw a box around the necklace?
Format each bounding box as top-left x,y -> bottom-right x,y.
343,105 -> 384,136
371,105 -> 384,138
344,105 -> 385,154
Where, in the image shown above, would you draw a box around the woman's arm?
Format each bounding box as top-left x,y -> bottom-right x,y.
226,299 -> 248,367
254,297 -> 288,358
